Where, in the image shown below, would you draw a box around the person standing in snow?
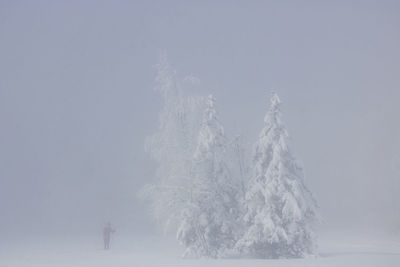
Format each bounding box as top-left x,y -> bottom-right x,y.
103,222 -> 115,250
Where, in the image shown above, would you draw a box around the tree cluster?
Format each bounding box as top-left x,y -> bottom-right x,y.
142,58 -> 318,258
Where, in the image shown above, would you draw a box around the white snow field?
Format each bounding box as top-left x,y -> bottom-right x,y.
1,232 -> 399,267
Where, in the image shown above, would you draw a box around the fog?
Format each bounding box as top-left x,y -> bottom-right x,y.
1,0 -> 399,247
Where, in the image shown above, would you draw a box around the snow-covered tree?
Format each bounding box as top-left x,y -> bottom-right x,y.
229,135 -> 250,204
177,95 -> 240,258
142,56 -> 204,229
236,93 -> 318,258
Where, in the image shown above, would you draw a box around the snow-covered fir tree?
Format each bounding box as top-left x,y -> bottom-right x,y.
236,93 -> 318,258
177,95 -> 240,258
143,56 -> 204,229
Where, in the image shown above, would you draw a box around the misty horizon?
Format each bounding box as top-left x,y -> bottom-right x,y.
0,0 -> 399,265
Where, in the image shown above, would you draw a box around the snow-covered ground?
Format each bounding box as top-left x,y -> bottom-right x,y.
1,232 -> 399,267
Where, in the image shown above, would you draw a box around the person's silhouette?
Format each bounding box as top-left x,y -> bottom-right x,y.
103,222 -> 115,250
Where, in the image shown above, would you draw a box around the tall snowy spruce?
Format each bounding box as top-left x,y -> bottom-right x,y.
177,95 -> 240,258
236,93 -> 318,258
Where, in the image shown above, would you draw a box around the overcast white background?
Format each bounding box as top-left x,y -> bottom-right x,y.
0,0 -> 399,244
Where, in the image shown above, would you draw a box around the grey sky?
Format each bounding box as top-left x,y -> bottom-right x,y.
0,0 -> 399,238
